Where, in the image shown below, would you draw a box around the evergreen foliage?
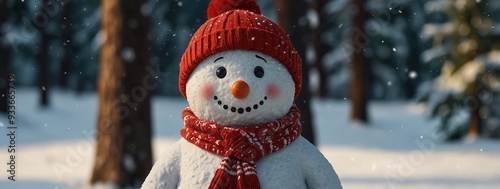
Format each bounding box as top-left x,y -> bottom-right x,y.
419,0 -> 500,140
321,0 -> 428,100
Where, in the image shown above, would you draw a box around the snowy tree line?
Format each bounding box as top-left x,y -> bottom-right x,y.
418,0 -> 500,140
1,0 -> 499,188
0,0 -> 499,148
1,0 -> 431,97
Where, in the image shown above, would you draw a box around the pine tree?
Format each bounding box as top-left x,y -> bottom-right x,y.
59,0 -> 73,88
149,0 -> 209,96
320,0 -> 427,100
312,0 -> 352,99
311,0 -> 328,97
365,0 -> 427,99
420,0 -> 500,140
71,0 -> 100,92
2,0 -> 50,90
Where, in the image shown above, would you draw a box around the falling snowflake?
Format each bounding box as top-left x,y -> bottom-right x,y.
409,71 -> 418,79
392,48 -> 397,52
122,47 -> 136,62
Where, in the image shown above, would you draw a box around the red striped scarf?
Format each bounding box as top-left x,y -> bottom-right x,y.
180,105 -> 302,189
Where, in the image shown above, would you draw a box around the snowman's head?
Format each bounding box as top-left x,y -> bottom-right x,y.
185,50 -> 295,127
178,0 -> 302,127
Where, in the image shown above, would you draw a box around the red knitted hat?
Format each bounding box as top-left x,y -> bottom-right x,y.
179,0 -> 302,98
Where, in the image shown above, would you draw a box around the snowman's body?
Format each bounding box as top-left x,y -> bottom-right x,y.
142,50 -> 342,189
142,136 -> 339,189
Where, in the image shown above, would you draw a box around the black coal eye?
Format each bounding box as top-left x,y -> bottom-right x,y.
216,66 -> 227,79
254,66 -> 264,78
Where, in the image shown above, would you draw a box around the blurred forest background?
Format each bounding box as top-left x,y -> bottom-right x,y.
1,0 -> 500,188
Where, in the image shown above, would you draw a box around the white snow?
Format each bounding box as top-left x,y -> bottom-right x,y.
422,45 -> 448,63
422,23 -> 455,38
424,0 -> 450,13
324,0 -> 350,15
487,50 -> 500,63
436,59 -> 485,93
0,89 -> 499,189
306,9 -> 319,29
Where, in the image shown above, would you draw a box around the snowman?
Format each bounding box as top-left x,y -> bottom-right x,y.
142,0 -> 342,188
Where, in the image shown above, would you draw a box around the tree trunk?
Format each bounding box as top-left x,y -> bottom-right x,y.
91,0 -> 153,187
276,0 -> 316,145
60,1 -> 73,88
0,0 -> 9,112
350,0 -> 371,123
38,0 -> 50,107
0,51 -> 8,112
467,86 -> 481,138
312,0 -> 328,97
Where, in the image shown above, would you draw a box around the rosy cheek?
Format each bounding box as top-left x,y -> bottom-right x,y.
201,84 -> 214,101
266,84 -> 280,100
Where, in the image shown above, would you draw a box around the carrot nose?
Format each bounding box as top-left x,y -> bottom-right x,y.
231,80 -> 250,99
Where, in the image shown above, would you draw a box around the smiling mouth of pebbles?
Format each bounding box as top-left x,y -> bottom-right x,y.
213,95 -> 268,114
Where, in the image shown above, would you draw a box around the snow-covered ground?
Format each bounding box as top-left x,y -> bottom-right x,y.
0,88 -> 499,189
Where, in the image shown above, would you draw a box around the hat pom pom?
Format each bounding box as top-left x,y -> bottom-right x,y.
207,0 -> 261,19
